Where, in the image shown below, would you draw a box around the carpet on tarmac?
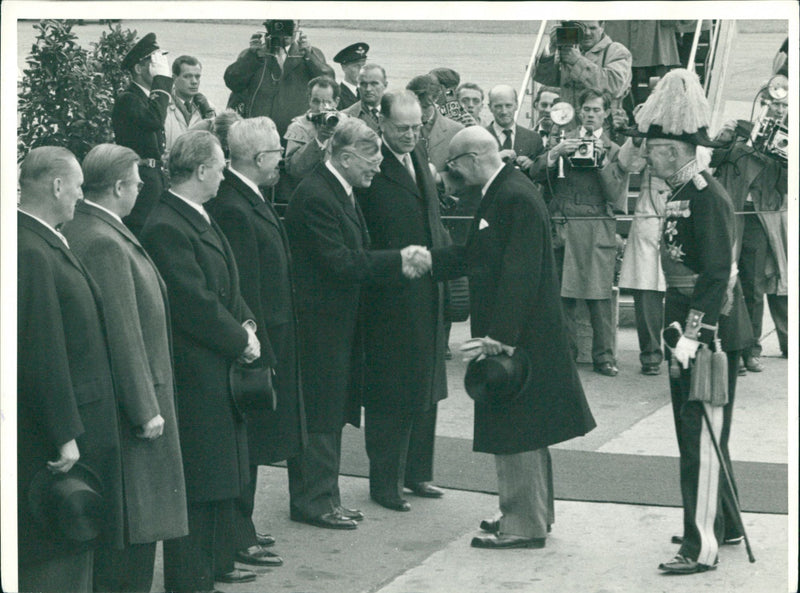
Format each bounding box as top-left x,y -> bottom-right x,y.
331,429 -> 788,515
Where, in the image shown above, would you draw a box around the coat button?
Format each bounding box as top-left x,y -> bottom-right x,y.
220,288 -> 227,297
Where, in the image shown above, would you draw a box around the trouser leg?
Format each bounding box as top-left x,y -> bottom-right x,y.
93,541 -> 156,592
587,298 -> 615,365
766,293 -> 788,355
561,297 -> 579,361
364,408 -> 412,501
633,289 -> 665,366
19,550 -> 93,593
718,350 -> 743,540
405,405 -> 438,484
495,449 -> 550,539
739,212 -> 769,358
287,431 -> 342,518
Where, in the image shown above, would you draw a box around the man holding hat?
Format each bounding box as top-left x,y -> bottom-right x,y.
112,32 -> 172,238
333,42 -> 369,110
626,68 -> 750,574
423,126 -> 596,550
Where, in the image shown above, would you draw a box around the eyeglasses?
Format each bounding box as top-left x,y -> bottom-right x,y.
445,151 -> 477,168
385,120 -> 423,135
344,150 -> 383,167
254,148 -> 284,162
123,179 -> 145,192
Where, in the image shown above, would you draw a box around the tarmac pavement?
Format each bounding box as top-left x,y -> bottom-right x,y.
151,317 -> 794,593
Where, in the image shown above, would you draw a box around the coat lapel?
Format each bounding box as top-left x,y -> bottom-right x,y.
318,165 -> 362,230
467,164 -> 514,247
380,145 -> 420,198
223,169 -> 281,231
163,191 -> 226,258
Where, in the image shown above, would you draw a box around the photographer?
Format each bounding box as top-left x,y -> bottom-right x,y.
224,20 -> 334,136
284,76 -> 345,183
534,21 -> 632,119
529,89 -> 629,377
428,68 -> 479,127
711,84 -> 789,365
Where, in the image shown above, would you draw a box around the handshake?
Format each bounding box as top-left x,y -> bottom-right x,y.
400,245 -> 432,279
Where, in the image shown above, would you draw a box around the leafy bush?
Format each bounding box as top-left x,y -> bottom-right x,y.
17,20 -> 137,162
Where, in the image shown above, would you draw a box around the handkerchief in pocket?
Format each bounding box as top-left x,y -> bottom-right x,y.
479,218 -> 489,230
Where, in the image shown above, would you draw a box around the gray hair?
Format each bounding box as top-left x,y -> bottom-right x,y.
168,130 -> 221,183
81,144 -> 140,196
330,118 -> 380,158
227,116 -> 279,161
19,146 -> 79,195
211,109 -> 243,155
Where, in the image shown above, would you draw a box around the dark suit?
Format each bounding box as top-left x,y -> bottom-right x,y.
338,82 -> 358,110
284,163 -> 402,518
140,191 -> 255,592
206,169 -> 306,554
431,165 -> 595,537
356,144 -> 451,502
17,212 -> 124,592
62,201 -> 188,592
112,76 -> 172,237
343,100 -> 381,132
486,122 -> 545,162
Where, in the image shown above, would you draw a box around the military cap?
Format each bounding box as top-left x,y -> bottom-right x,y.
333,42 -> 369,65
122,32 -> 162,71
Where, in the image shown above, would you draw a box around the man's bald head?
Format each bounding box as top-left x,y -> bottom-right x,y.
449,125 -> 499,158
18,146 -> 84,225
446,126 -> 503,187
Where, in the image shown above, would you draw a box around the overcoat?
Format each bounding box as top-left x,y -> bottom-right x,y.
17,212 -> 124,563
530,128 -> 628,299
223,42 -> 334,136
422,109 -> 465,173
431,165 -> 596,454
62,201 -> 188,544
284,163 -> 403,432
207,169 -> 306,464
140,191 -> 254,502
338,81 -> 358,110
356,144 -> 449,414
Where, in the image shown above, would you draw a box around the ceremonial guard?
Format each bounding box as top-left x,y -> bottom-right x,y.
333,42 -> 369,110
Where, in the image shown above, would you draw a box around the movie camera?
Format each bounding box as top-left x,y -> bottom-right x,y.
307,111 -> 341,128
257,19 -> 297,54
745,74 -> 788,164
555,21 -> 584,48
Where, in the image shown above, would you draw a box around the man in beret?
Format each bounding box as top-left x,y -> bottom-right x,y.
333,42 -> 369,110
112,32 -> 173,238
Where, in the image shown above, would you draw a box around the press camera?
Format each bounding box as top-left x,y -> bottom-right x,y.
746,74 -> 788,165
263,19 -> 296,53
569,137 -> 605,168
555,21 -> 584,48
307,111 -> 340,127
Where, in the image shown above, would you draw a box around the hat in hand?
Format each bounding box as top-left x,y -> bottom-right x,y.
464,348 -> 532,408
229,363 -> 276,421
122,32 -> 162,71
28,462 -> 105,543
621,68 -> 726,147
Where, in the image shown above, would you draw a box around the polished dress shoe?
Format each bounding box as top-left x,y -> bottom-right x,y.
744,356 -> 763,372
236,545 -> 283,567
256,532 -> 275,547
337,505 -> 365,521
671,534 -> 743,546
593,362 -> 618,377
658,554 -> 716,574
479,519 -> 499,534
641,363 -> 660,375
405,482 -> 444,498
371,495 -> 411,512
290,511 -> 358,530
471,534 -> 545,549
215,568 -> 256,584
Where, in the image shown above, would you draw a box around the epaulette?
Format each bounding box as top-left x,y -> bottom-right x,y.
691,173 -> 708,190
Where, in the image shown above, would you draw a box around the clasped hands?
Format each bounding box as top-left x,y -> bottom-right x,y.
460,336 -> 515,362
401,245 -> 432,279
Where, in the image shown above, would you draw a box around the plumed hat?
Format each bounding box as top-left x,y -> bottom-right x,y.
623,68 -> 725,147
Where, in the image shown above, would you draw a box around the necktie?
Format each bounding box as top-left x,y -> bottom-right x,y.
184,100 -> 194,125
402,153 -> 416,182
275,46 -> 286,70
348,192 -> 355,207
502,129 -> 513,150
370,108 -> 379,122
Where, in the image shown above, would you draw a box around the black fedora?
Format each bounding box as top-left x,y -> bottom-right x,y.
28,462 -> 105,543
464,348 -> 532,408
229,363 -> 276,421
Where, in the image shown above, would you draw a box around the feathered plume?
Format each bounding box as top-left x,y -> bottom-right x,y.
635,69 -> 711,134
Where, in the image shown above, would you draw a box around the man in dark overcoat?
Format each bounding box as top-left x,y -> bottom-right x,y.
429,126 -> 596,550
356,91 -> 450,511
206,116 -> 305,568
17,147 -> 124,592
284,118 -> 427,529
112,33 -> 173,237
61,144 -> 188,592
140,130 -> 263,591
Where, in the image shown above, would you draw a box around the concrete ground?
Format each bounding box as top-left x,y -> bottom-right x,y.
150,311 -> 793,593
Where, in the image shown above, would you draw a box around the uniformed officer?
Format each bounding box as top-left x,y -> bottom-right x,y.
333,42 -> 369,110
112,33 -> 172,237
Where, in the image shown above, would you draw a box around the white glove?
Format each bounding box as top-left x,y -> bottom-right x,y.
673,336 -> 700,369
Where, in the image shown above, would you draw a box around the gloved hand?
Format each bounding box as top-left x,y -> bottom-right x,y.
194,93 -> 215,119
673,336 -> 700,369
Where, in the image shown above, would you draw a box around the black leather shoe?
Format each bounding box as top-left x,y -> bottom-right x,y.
255,532 -> 275,547
371,495 -> 411,512
215,568 -> 256,583
738,360 -> 747,375
337,506 -> 364,521
672,534 -> 743,546
744,356 -> 763,372
479,519 -> 499,534
641,363 -> 660,375
236,545 -> 283,567
405,482 -> 444,498
593,362 -> 618,376
658,554 -> 716,574
471,534 -> 545,549
290,511 -> 358,530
